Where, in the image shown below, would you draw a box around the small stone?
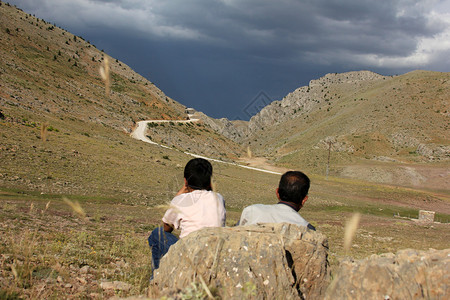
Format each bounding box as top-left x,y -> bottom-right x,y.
112,281 -> 132,291
101,281 -> 114,290
64,283 -> 72,288
78,286 -> 86,292
77,277 -> 87,284
80,265 -> 90,274
45,278 -> 56,284
100,281 -> 131,291
57,276 -> 63,283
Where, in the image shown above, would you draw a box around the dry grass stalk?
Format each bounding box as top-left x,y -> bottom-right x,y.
198,275 -> 214,299
41,201 -> 51,215
99,56 -> 110,98
154,204 -> 171,210
343,212 -> 361,253
40,122 -> 48,142
63,197 -> 86,218
247,146 -> 252,158
11,265 -> 18,280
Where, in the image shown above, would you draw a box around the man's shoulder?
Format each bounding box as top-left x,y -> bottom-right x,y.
243,203 -> 264,209
243,203 -> 277,212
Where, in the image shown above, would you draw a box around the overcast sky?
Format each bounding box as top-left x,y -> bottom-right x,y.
7,0 -> 450,120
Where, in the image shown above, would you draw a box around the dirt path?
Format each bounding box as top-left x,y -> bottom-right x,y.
130,120 -> 282,175
237,157 -> 290,174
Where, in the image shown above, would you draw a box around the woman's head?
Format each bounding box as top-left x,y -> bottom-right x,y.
184,158 -> 213,190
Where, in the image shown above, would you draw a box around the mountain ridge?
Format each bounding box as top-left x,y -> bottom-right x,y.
210,70 -> 449,164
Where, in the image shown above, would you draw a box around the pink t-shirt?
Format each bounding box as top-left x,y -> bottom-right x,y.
162,190 -> 226,238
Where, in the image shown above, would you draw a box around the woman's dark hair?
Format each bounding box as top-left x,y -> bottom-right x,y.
184,158 -> 213,190
278,171 -> 310,204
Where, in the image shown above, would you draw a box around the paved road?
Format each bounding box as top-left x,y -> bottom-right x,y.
130,119 -> 281,175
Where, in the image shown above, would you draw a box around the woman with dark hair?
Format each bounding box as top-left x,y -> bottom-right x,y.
148,158 -> 226,273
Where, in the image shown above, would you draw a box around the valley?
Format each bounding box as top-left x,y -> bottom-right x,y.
0,1 -> 449,298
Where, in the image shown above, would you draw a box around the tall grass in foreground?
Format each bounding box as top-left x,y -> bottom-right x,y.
0,199 -> 153,298
343,213 -> 361,253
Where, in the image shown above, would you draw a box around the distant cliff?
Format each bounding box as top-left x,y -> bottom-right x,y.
247,71 -> 386,133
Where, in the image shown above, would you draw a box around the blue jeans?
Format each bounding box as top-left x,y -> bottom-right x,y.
148,227 -> 178,271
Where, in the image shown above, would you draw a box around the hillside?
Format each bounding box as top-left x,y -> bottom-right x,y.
230,70 -> 449,189
0,3 -> 187,129
0,1 -> 243,199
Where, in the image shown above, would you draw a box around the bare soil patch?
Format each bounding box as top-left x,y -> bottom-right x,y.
238,156 -> 289,174
340,163 -> 450,192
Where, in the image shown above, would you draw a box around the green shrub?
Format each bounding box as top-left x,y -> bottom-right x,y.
47,126 -> 59,132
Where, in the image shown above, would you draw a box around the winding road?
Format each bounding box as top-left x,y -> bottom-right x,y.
130,118 -> 282,175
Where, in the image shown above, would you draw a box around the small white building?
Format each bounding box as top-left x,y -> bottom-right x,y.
185,108 -> 196,115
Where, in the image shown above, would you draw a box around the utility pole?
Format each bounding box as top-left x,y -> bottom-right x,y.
326,141 -> 332,180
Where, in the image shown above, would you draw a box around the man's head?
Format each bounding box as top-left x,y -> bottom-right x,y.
277,171 -> 310,207
184,158 -> 213,190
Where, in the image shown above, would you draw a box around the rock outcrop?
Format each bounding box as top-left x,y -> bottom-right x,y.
152,223 -> 329,299
247,71 -> 386,134
325,248 -> 450,300
194,112 -> 249,141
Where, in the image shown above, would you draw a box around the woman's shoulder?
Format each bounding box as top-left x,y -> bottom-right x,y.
196,190 -> 224,202
207,190 -> 224,199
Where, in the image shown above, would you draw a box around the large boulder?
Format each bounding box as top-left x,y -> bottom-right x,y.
152,223 -> 329,299
325,248 -> 450,300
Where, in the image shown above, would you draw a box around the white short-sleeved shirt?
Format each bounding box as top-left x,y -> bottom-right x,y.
162,190 -> 226,238
239,203 -> 310,228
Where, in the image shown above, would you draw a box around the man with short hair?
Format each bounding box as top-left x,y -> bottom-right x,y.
238,171 -> 315,230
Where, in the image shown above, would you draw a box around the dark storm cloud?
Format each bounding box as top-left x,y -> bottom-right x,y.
120,0 -> 444,61
6,0 -> 450,119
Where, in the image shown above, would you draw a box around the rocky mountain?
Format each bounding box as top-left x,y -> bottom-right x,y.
247,71 -> 387,133
193,111 -> 250,141
209,70 -> 449,176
